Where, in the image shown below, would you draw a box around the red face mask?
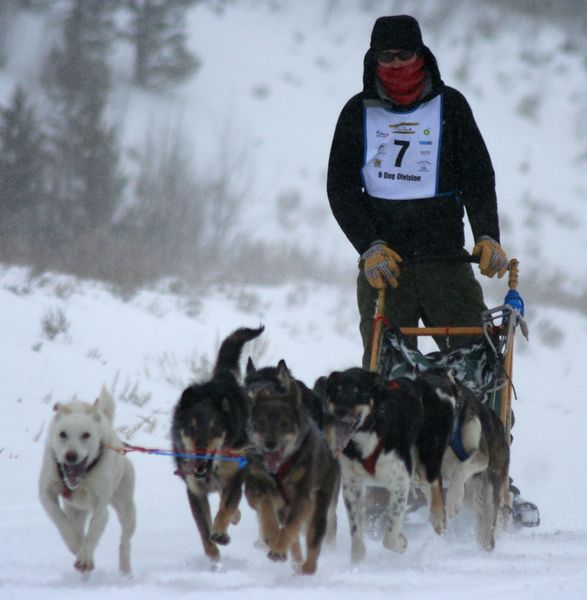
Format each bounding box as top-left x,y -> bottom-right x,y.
376,55 -> 426,105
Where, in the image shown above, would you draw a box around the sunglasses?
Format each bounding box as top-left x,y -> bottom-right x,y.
377,49 -> 417,63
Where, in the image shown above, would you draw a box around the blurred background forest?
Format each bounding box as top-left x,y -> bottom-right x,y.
0,0 -> 586,304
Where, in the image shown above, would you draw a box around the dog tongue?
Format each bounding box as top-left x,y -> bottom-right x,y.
63,460 -> 88,490
335,423 -> 355,453
263,451 -> 283,474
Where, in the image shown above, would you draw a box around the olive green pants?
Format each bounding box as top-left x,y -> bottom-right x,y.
357,261 -> 487,369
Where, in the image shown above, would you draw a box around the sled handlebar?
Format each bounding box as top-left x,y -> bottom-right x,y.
401,254 -> 519,290
400,254 -> 480,265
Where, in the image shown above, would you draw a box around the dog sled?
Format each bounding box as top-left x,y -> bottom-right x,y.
369,256 -> 528,524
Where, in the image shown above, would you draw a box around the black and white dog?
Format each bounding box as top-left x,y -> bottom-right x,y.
419,369 -> 510,550
323,368 -> 437,562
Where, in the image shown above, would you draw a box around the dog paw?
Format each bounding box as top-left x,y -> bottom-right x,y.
445,487 -> 464,518
231,509 -> 241,525
350,540 -> 366,563
300,560 -> 317,575
290,539 -> 303,564
210,531 -> 231,545
267,550 -> 287,562
383,532 -> 407,554
254,538 -> 269,551
74,558 -> 95,573
429,509 -> 447,535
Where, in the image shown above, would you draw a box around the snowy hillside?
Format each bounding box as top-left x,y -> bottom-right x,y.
2,2 -> 586,304
2,1 -> 587,598
115,1 -> 587,303
1,263 -> 587,599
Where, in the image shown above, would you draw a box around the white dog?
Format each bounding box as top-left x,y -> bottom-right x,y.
39,386 -> 136,574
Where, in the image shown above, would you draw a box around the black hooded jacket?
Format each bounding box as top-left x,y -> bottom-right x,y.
327,45 -> 500,258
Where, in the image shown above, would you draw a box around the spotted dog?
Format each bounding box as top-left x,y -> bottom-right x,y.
323,368 -> 426,562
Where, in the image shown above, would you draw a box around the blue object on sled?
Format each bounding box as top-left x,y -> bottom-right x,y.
504,289 -> 524,317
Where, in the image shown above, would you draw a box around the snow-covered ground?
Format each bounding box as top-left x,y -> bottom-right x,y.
2,0 -> 587,597
1,265 -> 587,599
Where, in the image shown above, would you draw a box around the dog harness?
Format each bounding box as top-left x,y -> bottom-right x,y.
360,439 -> 385,476
272,458 -> 293,505
267,441 -> 309,505
355,379 -> 400,475
450,411 -> 470,462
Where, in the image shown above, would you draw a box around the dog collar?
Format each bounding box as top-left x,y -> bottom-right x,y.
272,459 -> 293,504
360,438 -> 385,476
267,437 -> 309,505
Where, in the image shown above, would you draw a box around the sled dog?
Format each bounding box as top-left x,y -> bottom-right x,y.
245,363 -> 340,574
324,367 -> 441,562
39,386 -> 136,574
245,357 -> 326,433
171,325 -> 264,564
420,369 -> 510,550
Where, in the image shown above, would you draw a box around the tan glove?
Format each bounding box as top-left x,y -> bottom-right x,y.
361,242 -> 402,289
472,236 -> 508,278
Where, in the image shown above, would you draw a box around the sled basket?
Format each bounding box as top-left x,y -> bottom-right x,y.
376,306 -> 513,415
370,258 -> 527,439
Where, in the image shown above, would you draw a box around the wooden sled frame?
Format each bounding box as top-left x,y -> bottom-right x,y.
369,259 -> 522,522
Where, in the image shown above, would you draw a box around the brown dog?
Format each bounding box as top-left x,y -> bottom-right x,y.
245,363 -> 340,574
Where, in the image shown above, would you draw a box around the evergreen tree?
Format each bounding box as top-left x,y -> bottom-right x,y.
126,0 -> 200,90
43,0 -> 125,237
0,86 -> 47,242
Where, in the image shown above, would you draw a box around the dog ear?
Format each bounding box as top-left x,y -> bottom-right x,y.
324,372 -> 339,397
96,385 -> 116,422
277,365 -> 303,407
246,356 -> 256,377
292,383 -> 303,409
326,371 -> 340,384
91,398 -> 103,422
276,359 -> 291,387
313,376 -> 327,399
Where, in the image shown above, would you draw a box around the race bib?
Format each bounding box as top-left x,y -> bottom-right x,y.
361,95 -> 443,200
